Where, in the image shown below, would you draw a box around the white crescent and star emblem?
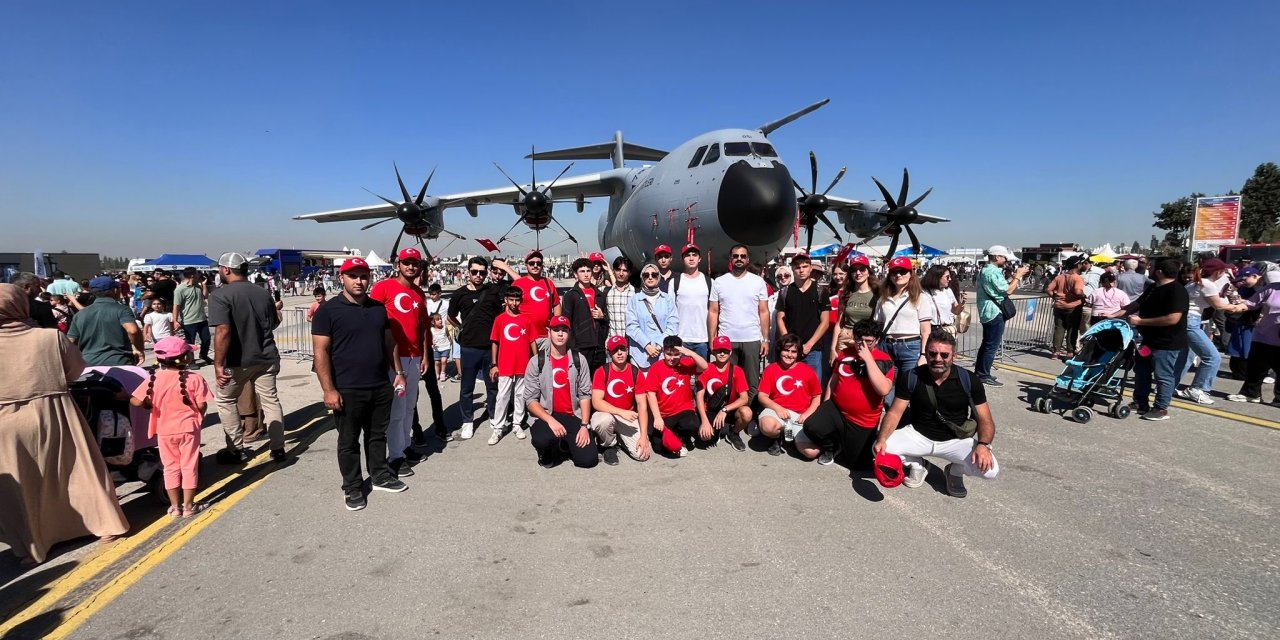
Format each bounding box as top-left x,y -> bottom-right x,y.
552,367 -> 568,389
530,286 -> 547,302
502,323 -> 524,341
607,379 -> 627,398
776,375 -> 795,395
705,378 -> 724,395
392,292 -> 413,314
660,376 -> 679,395
837,359 -> 856,378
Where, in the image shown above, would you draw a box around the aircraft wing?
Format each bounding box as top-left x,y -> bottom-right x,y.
823,194 -> 949,224
294,170 -> 629,223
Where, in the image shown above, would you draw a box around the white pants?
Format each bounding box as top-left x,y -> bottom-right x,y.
588,412 -> 643,453
885,425 -> 999,479
386,356 -> 421,461
492,375 -> 527,431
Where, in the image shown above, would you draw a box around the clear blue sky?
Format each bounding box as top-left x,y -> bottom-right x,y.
2,0 -> 1276,259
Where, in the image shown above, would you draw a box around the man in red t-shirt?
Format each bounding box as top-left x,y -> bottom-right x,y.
798,319 -> 894,467
589,335 -> 649,464
642,335 -> 708,457
523,316 -> 597,468
499,249 -> 560,348
697,336 -> 753,452
488,286 -> 535,445
757,333 -> 823,456
368,248 -> 431,477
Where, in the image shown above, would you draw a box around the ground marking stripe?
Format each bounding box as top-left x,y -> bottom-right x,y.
0,415 -> 327,635
996,363 -> 1280,431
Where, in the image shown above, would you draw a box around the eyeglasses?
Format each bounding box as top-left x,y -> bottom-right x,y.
925,351 -> 952,359
641,272 -> 659,278
731,253 -> 749,259
469,269 -> 486,275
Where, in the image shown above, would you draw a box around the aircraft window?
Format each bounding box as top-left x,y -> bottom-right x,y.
687,145 -> 708,168
702,143 -> 720,165
724,142 -> 752,156
752,142 -> 777,157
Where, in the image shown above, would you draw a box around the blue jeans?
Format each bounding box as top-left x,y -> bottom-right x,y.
686,342 -> 708,359
879,337 -> 922,404
975,315 -> 1005,379
800,348 -> 824,376
1180,315 -> 1221,392
458,346 -> 497,426
180,320 -> 211,359
1133,348 -> 1182,410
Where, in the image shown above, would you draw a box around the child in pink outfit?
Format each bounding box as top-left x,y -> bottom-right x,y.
131,336 -> 212,518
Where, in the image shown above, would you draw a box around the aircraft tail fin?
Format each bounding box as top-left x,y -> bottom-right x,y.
759,99 -> 830,136
527,131 -> 667,169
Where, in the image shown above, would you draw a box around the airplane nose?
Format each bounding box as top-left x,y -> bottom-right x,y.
718,161 -> 796,246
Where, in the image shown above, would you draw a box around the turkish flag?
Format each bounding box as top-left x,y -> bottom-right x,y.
477,238 -> 500,253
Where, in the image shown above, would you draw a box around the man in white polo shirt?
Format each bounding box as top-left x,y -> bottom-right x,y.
709,244 -> 770,396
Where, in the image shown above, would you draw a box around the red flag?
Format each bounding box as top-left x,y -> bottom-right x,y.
476,238 -> 500,253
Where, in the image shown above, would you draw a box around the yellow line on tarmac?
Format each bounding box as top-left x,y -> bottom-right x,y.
996,362 -> 1280,431
0,415 -> 327,637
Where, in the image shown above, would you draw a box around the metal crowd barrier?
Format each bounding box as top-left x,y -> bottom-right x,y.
275,308 -> 313,360
954,295 -> 1054,361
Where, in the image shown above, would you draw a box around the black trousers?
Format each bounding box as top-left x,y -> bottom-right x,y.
580,347 -> 606,373
412,347 -> 445,436
1240,342 -> 1280,401
334,385 -> 394,492
801,400 -> 876,468
530,412 -> 598,468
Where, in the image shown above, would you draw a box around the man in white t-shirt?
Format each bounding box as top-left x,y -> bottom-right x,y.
662,243 -> 713,359
709,244 -> 770,396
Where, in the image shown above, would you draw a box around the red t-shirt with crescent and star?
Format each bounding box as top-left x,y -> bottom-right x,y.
698,364 -> 749,403
642,357 -> 698,416
759,362 -> 822,414
370,279 -> 428,358
592,364 -> 639,410
490,312 -> 535,376
514,275 -> 559,339
831,347 -> 895,428
549,354 -> 573,414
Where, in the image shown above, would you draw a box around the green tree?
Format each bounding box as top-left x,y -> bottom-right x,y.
1152,192 -> 1204,249
1240,162 -> 1280,243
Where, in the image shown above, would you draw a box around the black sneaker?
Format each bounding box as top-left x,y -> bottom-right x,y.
402,447 -> 425,462
372,477 -> 408,493
344,489 -> 366,511
388,458 -> 415,478
270,448 -> 286,462
602,446 -> 619,466
435,425 -> 454,442
724,430 -> 747,452
980,376 -> 1004,388
537,453 -> 555,469
767,438 -> 784,456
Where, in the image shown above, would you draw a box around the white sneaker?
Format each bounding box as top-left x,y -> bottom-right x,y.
487,429 -> 502,446
1185,388 -> 1215,405
1174,388 -> 1192,401
678,445 -> 688,458
1227,394 -> 1261,403
903,463 -> 927,488
459,423 -> 475,440
513,426 -> 526,440
1265,376 -> 1275,384
816,451 -> 834,466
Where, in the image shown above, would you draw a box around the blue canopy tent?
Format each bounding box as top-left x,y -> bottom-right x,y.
807,243 -> 845,258
893,244 -> 947,258
129,254 -> 218,273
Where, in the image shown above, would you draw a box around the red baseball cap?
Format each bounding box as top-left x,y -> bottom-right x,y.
874,452 -> 906,488
397,248 -> 423,262
339,257 -> 370,273
848,255 -> 871,267
548,315 -> 571,330
888,257 -> 914,271
711,336 -> 732,352
606,335 -> 628,352
526,249 -> 544,261
654,244 -> 672,256
589,252 -> 606,263
682,243 -> 701,255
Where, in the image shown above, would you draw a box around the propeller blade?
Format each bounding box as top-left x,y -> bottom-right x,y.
805,224 -> 815,254
821,167 -> 848,196
549,215 -> 579,244
390,228 -> 405,257
817,213 -> 843,242
791,178 -> 810,197
886,230 -> 901,261
809,151 -> 819,195
416,166 -> 437,205
394,163 -> 412,202
904,224 -> 922,255
872,176 -> 899,209
495,217 -> 525,245
429,224 -> 468,241
897,168 -> 909,213
416,236 -> 434,263
890,188 -> 934,220
541,162 -> 576,195
359,217 -> 397,231
362,187 -> 400,208
493,162 -> 528,197
530,145 -> 536,189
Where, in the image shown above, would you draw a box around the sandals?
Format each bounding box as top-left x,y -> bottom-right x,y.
167,505 -> 182,518
181,503 -> 207,519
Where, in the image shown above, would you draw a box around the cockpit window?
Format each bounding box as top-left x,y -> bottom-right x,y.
724,142 -> 752,156
702,143 -> 720,165
751,142 -> 777,157
687,145 -> 708,168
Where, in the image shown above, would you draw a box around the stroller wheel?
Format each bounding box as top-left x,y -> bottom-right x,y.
1032,397 -> 1046,413
1110,403 -> 1131,419
1072,407 -> 1093,424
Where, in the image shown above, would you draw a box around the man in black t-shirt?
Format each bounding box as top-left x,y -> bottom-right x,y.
874,332 -> 1000,498
312,257 -> 408,511
1122,258 -> 1189,422
447,256 -> 509,440
148,268 -> 177,303
776,253 -> 830,375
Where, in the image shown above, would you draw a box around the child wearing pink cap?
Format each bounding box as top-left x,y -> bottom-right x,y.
130,336 -> 213,517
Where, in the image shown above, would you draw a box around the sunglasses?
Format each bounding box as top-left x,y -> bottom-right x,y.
469,269 -> 486,275
731,254 -> 749,259
526,261 -> 543,266
712,349 -> 731,355
891,270 -> 911,277
925,351 -> 952,359
641,272 -> 659,278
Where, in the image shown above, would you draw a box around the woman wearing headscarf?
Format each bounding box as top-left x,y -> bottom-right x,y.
0,284 -> 129,564
625,263 -> 679,369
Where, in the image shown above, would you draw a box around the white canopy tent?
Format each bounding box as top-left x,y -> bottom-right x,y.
363,250 -> 391,267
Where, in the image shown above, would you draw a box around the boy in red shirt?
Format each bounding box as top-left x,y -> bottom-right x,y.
757,333 -> 823,456
489,286 -> 535,445
523,316 -> 596,468
697,335 -> 753,452
642,335 -> 708,457
797,319 -> 895,467
590,335 -> 649,464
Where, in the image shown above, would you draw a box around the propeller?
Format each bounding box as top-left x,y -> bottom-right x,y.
492,146 -> 579,251
360,163 -> 466,256
792,151 -> 846,252
867,168 -> 933,259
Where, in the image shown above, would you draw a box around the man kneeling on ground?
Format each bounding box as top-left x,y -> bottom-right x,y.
697,335 -> 753,452
524,316 -> 597,468
873,331 -> 999,498
642,335 -> 709,457
589,335 -> 650,464
798,319 -> 894,467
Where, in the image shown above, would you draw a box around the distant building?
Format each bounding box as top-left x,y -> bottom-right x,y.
255,249 -> 355,278
1021,243 -> 1082,264
1,252 -> 100,282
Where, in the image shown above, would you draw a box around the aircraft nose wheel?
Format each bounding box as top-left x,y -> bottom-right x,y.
1072,407 -> 1094,424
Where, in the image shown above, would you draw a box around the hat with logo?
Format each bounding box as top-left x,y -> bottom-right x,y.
88,275 -> 117,293
606,335 -> 628,352
987,245 -> 1014,259
589,252 -> 606,263
1237,266 -> 1261,280
217,252 -> 250,269
682,243 -> 701,255
153,336 -> 194,359
874,452 -> 906,488
339,257 -> 370,273
711,336 -> 732,352
526,249 -> 544,261
397,248 -> 423,262
888,257 -> 914,271
848,255 -> 871,267
548,315 -> 571,330
654,244 -> 673,257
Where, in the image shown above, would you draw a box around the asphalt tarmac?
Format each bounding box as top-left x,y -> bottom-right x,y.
2,296 -> 1277,640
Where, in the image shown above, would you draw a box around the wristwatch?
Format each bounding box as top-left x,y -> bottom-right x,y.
976,441 -> 992,449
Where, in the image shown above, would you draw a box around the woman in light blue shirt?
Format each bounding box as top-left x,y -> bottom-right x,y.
626,263 -> 679,369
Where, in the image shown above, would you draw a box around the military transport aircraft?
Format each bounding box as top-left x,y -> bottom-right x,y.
294,99 -> 948,270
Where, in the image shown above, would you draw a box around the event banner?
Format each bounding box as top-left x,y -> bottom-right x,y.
1191,195 -> 1243,252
